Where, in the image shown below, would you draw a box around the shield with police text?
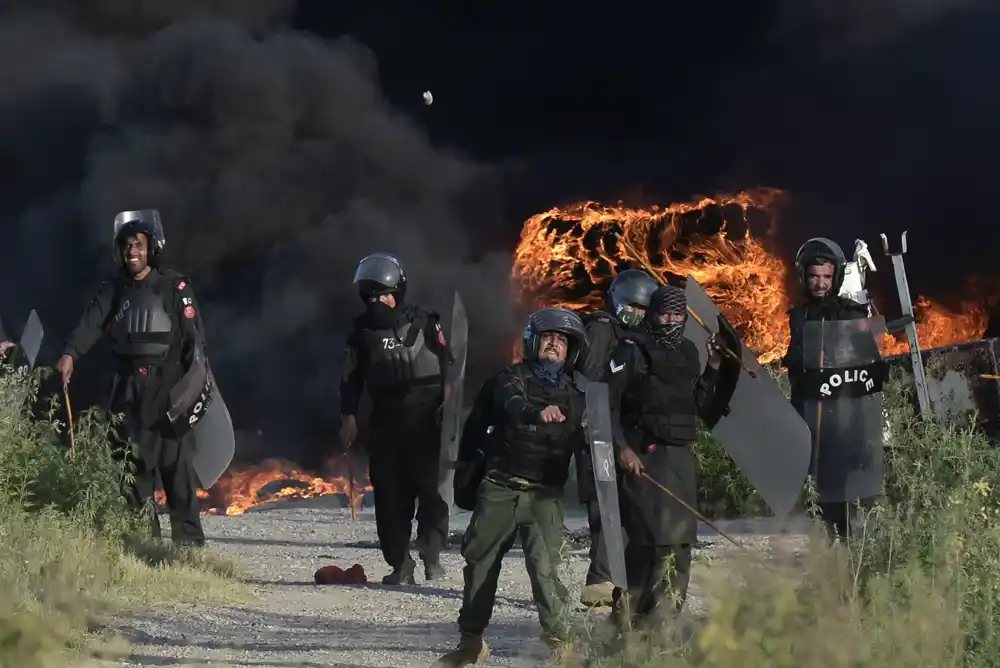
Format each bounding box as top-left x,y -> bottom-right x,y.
167,348 -> 235,489
683,276 -> 813,519
439,292 -> 468,509
585,381 -> 628,590
801,318 -> 886,503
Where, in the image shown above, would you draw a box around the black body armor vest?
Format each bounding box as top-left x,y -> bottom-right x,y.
622,336 -> 701,447
106,274 -> 175,362
356,307 -> 443,395
491,363 -> 586,487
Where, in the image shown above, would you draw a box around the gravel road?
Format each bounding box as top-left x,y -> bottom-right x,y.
94,499 -> 811,668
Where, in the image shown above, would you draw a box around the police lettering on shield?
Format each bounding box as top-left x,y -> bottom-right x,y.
820,366 -> 875,397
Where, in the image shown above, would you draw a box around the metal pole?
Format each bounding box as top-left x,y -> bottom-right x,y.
879,232 -> 932,418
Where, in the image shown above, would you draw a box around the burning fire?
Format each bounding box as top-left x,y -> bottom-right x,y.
160,188 -> 993,517
155,457 -> 371,516
512,188 -> 992,363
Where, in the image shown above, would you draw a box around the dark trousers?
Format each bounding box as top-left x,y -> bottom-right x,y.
369,437 -> 449,568
585,498 -> 613,585
120,421 -> 205,545
615,543 -> 692,626
816,501 -> 850,540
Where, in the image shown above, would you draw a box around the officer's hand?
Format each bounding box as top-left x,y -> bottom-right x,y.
705,334 -> 723,370
340,415 -> 358,448
539,405 -> 566,423
0,341 -> 14,358
619,447 -> 644,476
55,354 -> 74,389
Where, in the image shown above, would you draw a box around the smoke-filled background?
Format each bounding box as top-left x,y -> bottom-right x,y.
1,0 -> 997,466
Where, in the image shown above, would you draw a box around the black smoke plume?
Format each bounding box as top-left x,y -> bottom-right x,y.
0,1 -> 517,465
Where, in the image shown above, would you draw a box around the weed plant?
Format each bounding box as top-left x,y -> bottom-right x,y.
572,374 -> 1000,667
0,365 -> 244,666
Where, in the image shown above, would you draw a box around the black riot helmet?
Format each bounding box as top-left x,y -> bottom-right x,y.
522,307 -> 588,367
794,237 -> 847,295
112,209 -> 166,268
353,253 -> 407,302
645,285 -> 688,348
607,269 -> 659,328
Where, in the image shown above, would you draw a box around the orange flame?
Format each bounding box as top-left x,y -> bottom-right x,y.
155,457 -> 371,516
512,188 -> 992,363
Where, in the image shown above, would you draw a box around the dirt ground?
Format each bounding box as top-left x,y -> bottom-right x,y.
87,501 -> 810,668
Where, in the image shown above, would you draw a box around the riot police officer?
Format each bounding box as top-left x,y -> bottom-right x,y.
339,253 -> 453,585
436,307 -> 589,667
607,285 -> 724,628
782,238 -> 869,539
55,210 -> 208,546
577,269 -> 658,607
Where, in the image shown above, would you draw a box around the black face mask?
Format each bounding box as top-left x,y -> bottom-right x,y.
365,299 -> 400,328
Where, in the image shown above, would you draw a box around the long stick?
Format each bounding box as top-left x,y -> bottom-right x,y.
613,232 -> 756,378
640,471 -> 746,551
64,388 -> 76,457
345,446 -> 357,521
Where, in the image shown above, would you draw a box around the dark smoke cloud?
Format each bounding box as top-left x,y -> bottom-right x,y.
774,0 -> 990,56
0,2 -> 517,463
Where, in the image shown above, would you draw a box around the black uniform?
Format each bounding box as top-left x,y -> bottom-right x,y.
575,310 -> 624,588
782,295 -> 868,537
62,268 -> 206,544
607,330 -> 720,621
340,303 -> 452,575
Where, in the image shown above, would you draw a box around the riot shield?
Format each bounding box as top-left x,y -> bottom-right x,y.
174,354 -> 235,489
18,311 -> 43,371
585,381 -> 628,590
684,276 -> 812,519
1,310 -> 44,374
439,292 -> 468,508
801,318 -> 886,503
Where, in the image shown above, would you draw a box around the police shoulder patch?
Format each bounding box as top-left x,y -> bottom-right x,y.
175,279 -> 188,292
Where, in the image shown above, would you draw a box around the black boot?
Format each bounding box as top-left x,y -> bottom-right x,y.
382,558 -> 416,585
423,555 -> 446,581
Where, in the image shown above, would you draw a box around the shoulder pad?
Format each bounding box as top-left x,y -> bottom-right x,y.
584,310 -> 614,322
157,269 -> 191,292
410,304 -> 437,318
839,296 -> 867,311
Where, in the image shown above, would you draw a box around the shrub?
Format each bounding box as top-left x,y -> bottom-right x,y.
573,375 -> 1000,667
0,365 -> 245,664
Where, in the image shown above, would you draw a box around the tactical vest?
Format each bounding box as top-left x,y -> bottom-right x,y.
106,274 -> 175,362
356,308 -> 443,395
491,364 -> 586,487
624,336 -> 700,446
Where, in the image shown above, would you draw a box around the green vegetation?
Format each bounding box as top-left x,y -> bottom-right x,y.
0,366 -> 245,667
571,373 -> 1000,667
